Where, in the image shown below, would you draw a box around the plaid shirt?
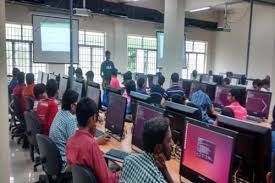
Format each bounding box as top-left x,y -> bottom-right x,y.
119,152 -> 167,183
191,90 -> 212,123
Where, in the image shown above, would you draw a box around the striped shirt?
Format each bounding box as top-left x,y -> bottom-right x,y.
165,84 -> 185,99
191,90 -> 212,123
119,152 -> 167,183
49,110 -> 78,172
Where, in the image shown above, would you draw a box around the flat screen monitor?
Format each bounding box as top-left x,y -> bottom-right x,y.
182,79 -> 192,97
132,102 -> 164,150
201,74 -> 210,83
217,115 -> 271,182
42,72 -> 48,85
230,78 -> 239,85
71,81 -> 83,101
37,71 -> 43,83
206,83 -> 217,101
213,75 -> 223,85
246,90 -> 272,119
153,75 -> 158,85
105,92 -> 127,139
58,76 -> 68,100
86,85 -> 101,109
180,117 -> 237,183
189,82 -> 207,98
130,91 -> 151,122
214,86 -> 231,108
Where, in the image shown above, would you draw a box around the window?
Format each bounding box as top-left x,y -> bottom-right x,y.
5,23 -> 47,81
182,41 -> 207,79
65,31 -> 105,83
127,36 -> 157,74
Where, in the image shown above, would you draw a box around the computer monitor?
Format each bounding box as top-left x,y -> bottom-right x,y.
180,117 -> 237,183
37,71 -> 43,83
246,90 -> 272,119
182,79 -> 192,97
230,78 -> 239,85
201,74 -> 210,83
246,79 -> 254,89
213,75 -> 223,85
206,83 -> 217,101
58,76 -> 68,100
132,102 -> 164,150
217,115 -> 271,183
71,81 -> 83,101
105,92 -> 127,140
153,75 -> 158,85
86,85 -> 101,110
189,82 -> 207,97
42,72 -> 48,85
130,91 -> 151,122
214,86 -> 231,108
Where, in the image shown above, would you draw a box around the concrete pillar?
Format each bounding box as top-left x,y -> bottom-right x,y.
0,0 -> 11,182
162,0 -> 186,88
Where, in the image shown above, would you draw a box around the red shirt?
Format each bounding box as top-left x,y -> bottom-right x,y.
23,84 -> 35,98
226,101 -> 248,121
110,76 -> 120,89
67,129 -> 119,183
13,84 -> 26,113
36,98 -> 58,135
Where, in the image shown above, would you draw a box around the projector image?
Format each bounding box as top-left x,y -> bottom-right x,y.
73,8 -> 92,17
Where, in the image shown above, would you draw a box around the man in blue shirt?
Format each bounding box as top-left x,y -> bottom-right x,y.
8,68 -> 20,95
165,73 -> 185,99
49,89 -> 79,172
151,75 -> 166,97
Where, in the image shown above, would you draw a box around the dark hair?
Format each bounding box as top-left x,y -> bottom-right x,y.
86,71 -> 94,80
137,77 -> 145,88
143,117 -> 170,153
26,73 -> 34,85
156,72 -> 162,77
17,72 -> 25,85
12,68 -> 20,78
46,79 -> 58,98
221,107 -> 235,118
208,70 -> 213,76
226,72 -> 233,78
104,74 -> 112,83
223,78 -> 231,85
62,89 -> 79,111
158,75 -> 165,86
253,79 -> 262,87
33,84 -> 46,100
123,71 -> 132,82
192,70 -> 198,79
75,68 -> 83,76
230,88 -> 242,103
171,73 -> 179,83
262,79 -> 270,87
125,80 -> 136,95
76,97 -> 98,127
112,68 -> 118,76
105,50 -> 111,55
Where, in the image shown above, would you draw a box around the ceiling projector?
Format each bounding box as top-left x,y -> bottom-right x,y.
73,8 -> 92,17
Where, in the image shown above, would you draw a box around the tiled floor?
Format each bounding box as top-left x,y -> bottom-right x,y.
9,139 -> 43,183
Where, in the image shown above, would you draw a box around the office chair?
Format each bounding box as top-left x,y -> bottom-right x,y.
150,93 -> 162,106
36,134 -> 71,183
171,94 -> 184,105
221,107 -> 235,118
25,96 -> 34,111
72,165 -> 97,183
186,102 -> 203,121
24,111 -> 42,171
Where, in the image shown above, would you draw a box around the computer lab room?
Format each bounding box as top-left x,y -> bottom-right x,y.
1,0 -> 275,183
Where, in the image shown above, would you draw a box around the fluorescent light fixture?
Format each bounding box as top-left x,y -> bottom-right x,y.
190,6 -> 210,13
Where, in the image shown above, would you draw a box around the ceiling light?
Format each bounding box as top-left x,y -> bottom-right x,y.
190,6 -> 210,13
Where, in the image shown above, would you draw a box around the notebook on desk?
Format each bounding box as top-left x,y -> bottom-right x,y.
104,149 -> 130,163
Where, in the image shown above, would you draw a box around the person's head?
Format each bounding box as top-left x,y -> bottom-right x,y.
265,75 -> 271,82
62,89 -> 79,114
137,77 -> 145,89
17,72 -> 25,85
143,117 -> 173,160
105,50 -> 111,60
158,75 -> 165,86
86,71 -> 94,82
26,73 -> 34,85
46,79 -> 58,98
227,88 -> 241,104
171,73 -> 179,83
192,70 -> 198,80
253,79 -> 262,91
75,68 -> 83,79
262,79 -> 270,90
33,84 -> 46,100
266,155 -> 275,183
123,71 -> 132,83
112,68 -> 118,77
223,78 -> 231,86
226,72 -> 233,78
208,70 -> 213,76
125,80 -> 136,95
76,97 -> 98,135
12,68 -> 20,78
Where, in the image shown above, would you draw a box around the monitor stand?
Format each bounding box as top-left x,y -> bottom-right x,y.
105,129 -> 126,142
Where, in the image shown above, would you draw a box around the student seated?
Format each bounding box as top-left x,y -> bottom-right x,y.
23,73 -> 35,98
13,72 -> 26,114
123,80 -> 136,114
226,88 -> 247,121
119,117 -> 174,183
85,71 -> 94,87
66,97 -> 118,183
36,79 -> 59,135
253,79 -> 262,91
49,89 -> 79,173
122,71 -> 132,85
110,68 -> 120,89
151,75 -> 166,97
190,87 -> 215,124
166,73 -> 184,99
191,70 -> 198,81
75,68 -> 84,83
222,78 -> 231,86
262,79 -> 270,91
136,77 -> 147,95
8,67 -> 20,95
33,83 -> 47,110
102,75 -> 112,107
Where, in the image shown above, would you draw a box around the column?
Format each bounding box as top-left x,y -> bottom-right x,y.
162,0 -> 186,88
0,0 -> 11,182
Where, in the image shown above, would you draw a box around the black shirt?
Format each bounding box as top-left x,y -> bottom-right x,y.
100,60 -> 114,78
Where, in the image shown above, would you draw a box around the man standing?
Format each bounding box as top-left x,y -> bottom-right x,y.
100,50 -> 115,79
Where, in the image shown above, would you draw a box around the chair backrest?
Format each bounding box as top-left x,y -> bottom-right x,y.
171,94 -> 184,104
24,111 -> 42,146
25,96 -> 34,111
36,134 -> 62,176
186,102 -> 203,121
150,93 -> 162,105
221,107 -> 235,118
12,94 -> 24,122
72,165 -> 97,183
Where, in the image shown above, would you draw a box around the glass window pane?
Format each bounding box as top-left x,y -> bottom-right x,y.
86,32 -> 105,46
92,48 -> 104,83
143,37 -> 156,50
147,51 -> 157,74
182,69 -> 188,79
22,25 -> 33,41
79,31 -> 85,44
32,45 -> 47,81
128,36 -> 142,49
193,41 -> 206,53
188,54 -> 197,79
136,49 -> 145,73
197,54 -> 205,74
14,42 -> 30,73
186,41 -> 193,52
128,48 -> 137,73
6,23 -> 21,40
79,46 -> 91,75
6,42 -> 13,75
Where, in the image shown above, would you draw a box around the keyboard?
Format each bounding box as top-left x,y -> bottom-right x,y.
104,149 -> 130,163
95,129 -> 105,138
